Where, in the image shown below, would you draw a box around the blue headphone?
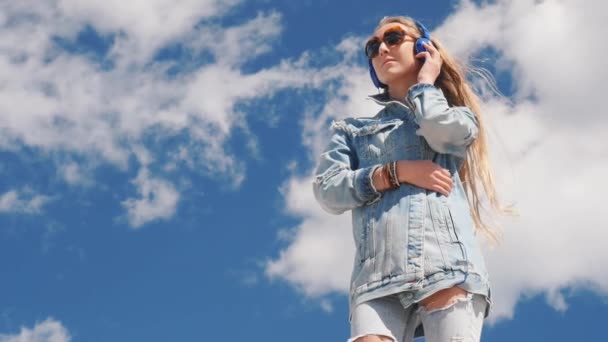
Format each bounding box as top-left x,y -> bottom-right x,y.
368,19 -> 432,89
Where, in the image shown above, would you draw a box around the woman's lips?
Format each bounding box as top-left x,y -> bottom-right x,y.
382,59 -> 396,66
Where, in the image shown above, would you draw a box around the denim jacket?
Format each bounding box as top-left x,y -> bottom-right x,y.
312,83 -> 492,322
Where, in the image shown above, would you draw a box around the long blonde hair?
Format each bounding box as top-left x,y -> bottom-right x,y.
375,16 -> 516,245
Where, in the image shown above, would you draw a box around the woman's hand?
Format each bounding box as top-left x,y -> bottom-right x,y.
397,160 -> 453,196
416,41 -> 442,85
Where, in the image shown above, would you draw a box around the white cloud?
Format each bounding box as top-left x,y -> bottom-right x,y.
0,318 -> 70,342
122,169 -> 180,228
57,161 -> 91,186
0,190 -> 49,214
320,299 -> 334,313
0,1 -> 333,226
266,0 -> 608,324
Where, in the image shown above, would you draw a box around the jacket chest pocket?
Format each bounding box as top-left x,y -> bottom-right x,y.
353,120 -> 403,160
353,120 -> 421,161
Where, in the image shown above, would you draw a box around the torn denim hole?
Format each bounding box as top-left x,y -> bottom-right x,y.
331,119 -> 350,133
418,291 -> 473,315
347,334 -> 397,342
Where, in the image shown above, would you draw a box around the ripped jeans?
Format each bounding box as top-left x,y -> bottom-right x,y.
348,291 -> 487,342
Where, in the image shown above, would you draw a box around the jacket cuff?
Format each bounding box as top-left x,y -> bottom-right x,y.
406,82 -> 438,101
354,164 -> 383,206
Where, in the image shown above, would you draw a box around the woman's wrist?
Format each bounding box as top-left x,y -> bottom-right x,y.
372,166 -> 388,191
372,161 -> 402,191
396,160 -> 411,184
387,161 -> 400,188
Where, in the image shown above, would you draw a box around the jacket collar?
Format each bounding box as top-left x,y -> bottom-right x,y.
366,91 -> 416,123
367,91 -> 412,110
367,91 -> 392,106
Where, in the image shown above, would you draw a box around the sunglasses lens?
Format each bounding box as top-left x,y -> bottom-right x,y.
384,30 -> 404,46
365,27 -> 406,59
365,39 -> 380,58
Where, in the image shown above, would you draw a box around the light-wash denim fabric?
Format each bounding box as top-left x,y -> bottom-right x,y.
348,291 -> 487,342
312,83 -> 492,338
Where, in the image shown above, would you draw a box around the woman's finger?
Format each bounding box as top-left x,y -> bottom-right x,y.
415,51 -> 429,60
433,184 -> 449,196
441,173 -> 454,188
437,170 -> 454,185
423,42 -> 438,56
432,177 -> 452,194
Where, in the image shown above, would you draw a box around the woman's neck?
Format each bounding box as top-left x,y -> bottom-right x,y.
386,77 -> 417,102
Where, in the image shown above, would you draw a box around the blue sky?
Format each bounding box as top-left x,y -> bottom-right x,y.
1,0 -> 606,341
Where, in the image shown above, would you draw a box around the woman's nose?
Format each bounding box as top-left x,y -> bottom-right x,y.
378,42 -> 389,56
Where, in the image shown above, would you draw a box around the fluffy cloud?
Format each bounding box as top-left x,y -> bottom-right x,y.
0,1 -> 328,227
0,190 -> 49,214
267,0 -> 608,323
122,168 -> 180,228
0,318 -> 70,342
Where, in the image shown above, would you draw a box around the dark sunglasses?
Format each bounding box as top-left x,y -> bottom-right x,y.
364,26 -> 411,59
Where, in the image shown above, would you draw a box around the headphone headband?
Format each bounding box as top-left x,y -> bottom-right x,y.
415,19 -> 430,40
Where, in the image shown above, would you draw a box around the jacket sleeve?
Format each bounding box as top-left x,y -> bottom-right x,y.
312,122 -> 383,215
406,83 -> 479,158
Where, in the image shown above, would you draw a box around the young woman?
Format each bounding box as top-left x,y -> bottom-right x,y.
312,16 -> 511,342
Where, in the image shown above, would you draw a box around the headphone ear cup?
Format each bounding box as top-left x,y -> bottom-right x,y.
414,20 -> 432,62
415,37 -> 431,62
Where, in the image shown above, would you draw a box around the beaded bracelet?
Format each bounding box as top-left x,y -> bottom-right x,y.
381,162 -> 400,190
388,161 -> 400,188
381,164 -> 392,190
